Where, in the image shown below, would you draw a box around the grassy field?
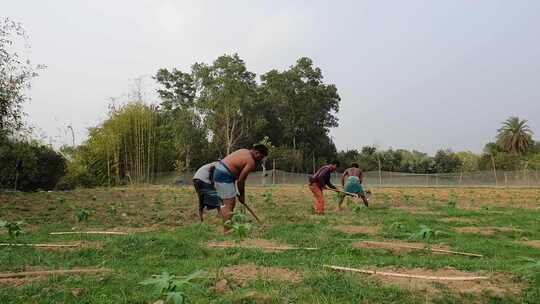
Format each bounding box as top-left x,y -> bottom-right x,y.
1,185 -> 539,303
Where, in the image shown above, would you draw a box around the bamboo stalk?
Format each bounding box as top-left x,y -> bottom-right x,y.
354,240 -> 483,257
49,231 -> 129,235
0,243 -> 81,248
323,265 -> 489,281
0,268 -> 110,279
207,244 -> 318,251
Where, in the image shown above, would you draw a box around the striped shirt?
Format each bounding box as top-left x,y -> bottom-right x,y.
309,165 -> 336,189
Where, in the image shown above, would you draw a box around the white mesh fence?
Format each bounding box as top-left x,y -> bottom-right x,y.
157,169 -> 540,187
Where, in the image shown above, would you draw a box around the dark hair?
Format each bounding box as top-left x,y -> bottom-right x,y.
252,144 -> 269,156
330,160 -> 340,167
351,163 -> 359,168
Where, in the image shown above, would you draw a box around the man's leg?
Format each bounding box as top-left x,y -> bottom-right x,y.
221,198 -> 235,233
358,193 -> 369,207
309,183 -> 325,214
199,207 -> 204,222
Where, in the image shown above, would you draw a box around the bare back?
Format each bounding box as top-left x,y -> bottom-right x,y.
222,149 -> 256,181
344,167 -> 362,179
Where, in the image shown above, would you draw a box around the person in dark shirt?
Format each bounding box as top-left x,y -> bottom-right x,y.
308,160 -> 340,215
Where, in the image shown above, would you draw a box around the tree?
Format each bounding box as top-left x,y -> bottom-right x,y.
455,151 -> 480,172
193,54 -> 258,155
433,149 -> 462,173
496,116 -> 534,155
260,57 -> 340,170
0,18 -> 44,134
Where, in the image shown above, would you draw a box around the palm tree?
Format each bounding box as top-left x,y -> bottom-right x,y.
496,117 -> 534,155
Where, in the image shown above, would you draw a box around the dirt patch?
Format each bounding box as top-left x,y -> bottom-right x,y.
352,240 -> 451,255
0,267 -> 109,287
221,264 -> 302,285
334,225 -> 380,236
454,226 -> 523,236
439,217 -> 477,224
347,266 -> 522,296
518,240 -> 540,249
207,239 -> 309,252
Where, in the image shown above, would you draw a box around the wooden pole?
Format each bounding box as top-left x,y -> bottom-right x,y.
323,265 -> 488,281
0,268 -> 110,279
50,231 -> 129,236
353,240 -> 483,257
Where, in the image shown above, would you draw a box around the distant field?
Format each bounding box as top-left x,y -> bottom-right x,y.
1,186 -> 539,303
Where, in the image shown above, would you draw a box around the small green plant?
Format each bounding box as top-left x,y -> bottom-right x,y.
140,271 -> 203,304
108,205 -> 117,217
262,190 -> 274,205
517,257 -> 540,279
447,192 -> 458,208
0,220 -> 24,239
409,225 -> 446,242
390,221 -> 406,231
56,196 -> 66,204
76,209 -> 90,222
402,193 -> 413,204
226,211 -> 253,238
91,195 -> 97,201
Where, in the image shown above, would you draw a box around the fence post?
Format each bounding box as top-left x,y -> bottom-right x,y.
504,172 -> 508,187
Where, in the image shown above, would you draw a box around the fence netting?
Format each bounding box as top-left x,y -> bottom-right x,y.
158,170 -> 540,187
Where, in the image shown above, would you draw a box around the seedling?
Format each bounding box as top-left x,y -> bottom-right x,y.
140,271 -> 203,304
402,193 -> 413,204
409,225 -> 446,242
56,196 -> 66,204
226,211 -> 253,238
0,220 -> 24,239
76,209 -> 90,222
262,190 -> 274,205
108,205 -> 117,217
447,192 -> 458,208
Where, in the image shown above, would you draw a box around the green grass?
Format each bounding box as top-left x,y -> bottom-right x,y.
0,185 -> 539,303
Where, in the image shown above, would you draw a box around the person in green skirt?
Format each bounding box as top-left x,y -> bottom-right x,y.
338,163 -> 369,209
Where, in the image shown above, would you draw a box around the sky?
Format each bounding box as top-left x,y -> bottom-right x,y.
4,0 -> 540,154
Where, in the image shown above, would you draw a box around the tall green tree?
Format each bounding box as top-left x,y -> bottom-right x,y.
0,18 -> 44,134
193,54 -> 259,155
496,116 -> 534,155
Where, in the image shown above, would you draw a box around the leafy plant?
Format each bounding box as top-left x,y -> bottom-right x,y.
140,271 -> 203,304
408,225 -> 446,242
56,196 -> 66,204
402,193 -> 413,204
262,190 -> 274,205
108,205 -> 117,217
76,209 -> 90,222
447,192 -> 458,208
390,221 -> 406,231
517,257 -> 540,279
226,211 -> 253,238
0,220 -> 24,239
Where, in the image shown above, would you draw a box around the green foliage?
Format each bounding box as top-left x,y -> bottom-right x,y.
56,196 -> 66,204
447,192 -> 458,208
226,211 -> 253,238
408,225 -> 446,242
262,190 -> 274,205
0,18 -> 45,134
140,271 -> 203,304
0,136 -> 66,191
0,220 -> 24,239
76,209 -> 90,222
496,117 -> 534,155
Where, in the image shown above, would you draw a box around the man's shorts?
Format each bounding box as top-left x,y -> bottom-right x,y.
193,179 -> 223,210
213,162 -> 238,199
344,176 -> 364,194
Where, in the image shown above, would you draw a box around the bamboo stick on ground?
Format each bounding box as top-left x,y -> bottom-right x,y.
49,231 -> 129,236
207,243 -> 318,251
323,265 -> 488,281
353,240 -> 483,257
0,268 -> 110,279
0,243 -> 81,248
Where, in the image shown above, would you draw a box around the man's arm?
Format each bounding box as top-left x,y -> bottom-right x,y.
236,164 -> 254,202
341,169 -> 349,187
324,168 -> 336,189
358,170 -> 363,183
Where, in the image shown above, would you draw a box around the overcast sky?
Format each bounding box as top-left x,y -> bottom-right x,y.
5,1 -> 540,154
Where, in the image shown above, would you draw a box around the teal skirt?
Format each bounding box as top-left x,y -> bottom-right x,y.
344,176 -> 364,194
